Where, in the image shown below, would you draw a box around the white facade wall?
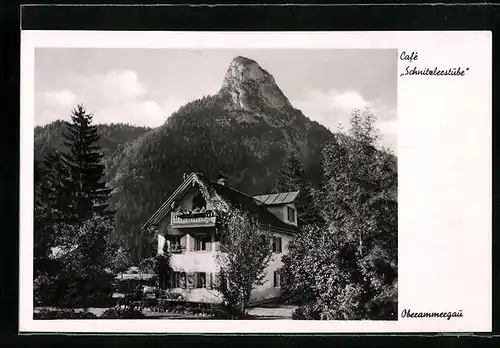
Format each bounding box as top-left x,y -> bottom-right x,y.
154,186 -> 295,304
266,203 -> 297,226
250,230 -> 292,303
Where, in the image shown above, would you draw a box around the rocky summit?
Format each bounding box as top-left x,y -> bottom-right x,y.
219,56 -> 294,124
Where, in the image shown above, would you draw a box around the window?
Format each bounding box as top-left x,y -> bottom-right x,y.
167,235 -> 183,252
272,236 -> 282,253
196,272 -> 207,288
170,271 -> 186,288
273,270 -> 281,288
194,234 -> 211,251
287,206 -> 296,223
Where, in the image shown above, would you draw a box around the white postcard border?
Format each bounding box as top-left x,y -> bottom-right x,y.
20,30 -> 492,333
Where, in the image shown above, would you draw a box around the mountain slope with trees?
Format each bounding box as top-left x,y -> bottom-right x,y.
34,120 -> 151,162
102,57 -> 334,261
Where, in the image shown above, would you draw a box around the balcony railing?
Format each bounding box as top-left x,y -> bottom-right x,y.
168,244 -> 186,253
166,241 -> 221,254
171,210 -> 217,227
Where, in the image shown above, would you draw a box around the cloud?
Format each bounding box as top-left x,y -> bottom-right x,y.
93,97 -> 185,126
378,119 -> 398,136
40,89 -> 77,109
73,70 -> 147,107
292,88 -> 397,152
36,69 -> 184,127
293,89 -> 369,131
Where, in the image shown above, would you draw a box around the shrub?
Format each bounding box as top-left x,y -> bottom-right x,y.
55,267 -> 116,308
34,309 -> 98,320
292,304 -> 322,320
100,305 -> 145,319
138,257 -> 156,274
110,248 -> 133,274
33,274 -> 58,306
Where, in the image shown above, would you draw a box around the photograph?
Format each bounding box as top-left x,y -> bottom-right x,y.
32,48 -> 398,321
20,30 -> 491,334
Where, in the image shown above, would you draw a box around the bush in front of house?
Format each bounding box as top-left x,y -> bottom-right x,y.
149,299 -> 230,318
100,305 -> 146,319
291,304 -> 322,320
34,309 -> 98,320
33,270 -> 116,308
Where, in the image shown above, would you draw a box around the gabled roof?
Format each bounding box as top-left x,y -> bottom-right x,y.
142,172 -> 299,233
253,191 -> 299,206
199,176 -> 298,233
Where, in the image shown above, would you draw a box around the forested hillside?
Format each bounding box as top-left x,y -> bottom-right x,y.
34,121 -> 151,161
105,91 -> 333,260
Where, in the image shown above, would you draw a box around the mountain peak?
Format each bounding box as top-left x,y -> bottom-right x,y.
222,56 -> 270,88
231,56 -> 259,66
220,56 -> 292,111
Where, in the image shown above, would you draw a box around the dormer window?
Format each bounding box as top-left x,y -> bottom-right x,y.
287,206 -> 296,223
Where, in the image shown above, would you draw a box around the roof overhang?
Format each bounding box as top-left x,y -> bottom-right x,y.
142,173 -> 200,230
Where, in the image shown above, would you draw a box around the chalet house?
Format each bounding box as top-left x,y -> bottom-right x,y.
142,172 -> 299,304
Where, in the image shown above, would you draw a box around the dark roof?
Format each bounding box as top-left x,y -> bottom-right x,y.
143,172 -> 299,233
197,174 -> 299,233
253,191 -> 299,205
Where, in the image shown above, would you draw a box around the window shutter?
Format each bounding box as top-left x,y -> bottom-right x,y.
187,272 -> 195,288
279,237 -> 282,253
273,271 -> 277,287
206,273 -> 213,289
180,236 -> 186,250
181,272 -> 187,289
189,235 -> 195,251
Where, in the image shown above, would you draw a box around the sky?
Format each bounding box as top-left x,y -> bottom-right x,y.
35,48 -> 397,151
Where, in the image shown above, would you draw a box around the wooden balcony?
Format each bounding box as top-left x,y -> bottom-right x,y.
171,210 -> 217,228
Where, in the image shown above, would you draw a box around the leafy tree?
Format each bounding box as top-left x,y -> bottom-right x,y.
55,214 -> 116,269
110,248 -> 134,275
34,214 -> 117,307
280,224 -> 322,306
319,108 -> 397,319
138,257 -> 156,274
282,108 -> 398,320
275,149 -> 323,226
61,104 -> 113,222
215,210 -> 272,316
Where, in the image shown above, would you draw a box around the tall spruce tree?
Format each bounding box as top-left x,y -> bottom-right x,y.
61,104 -> 113,222
34,151 -> 75,276
275,149 -> 322,226
42,151 -> 74,222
